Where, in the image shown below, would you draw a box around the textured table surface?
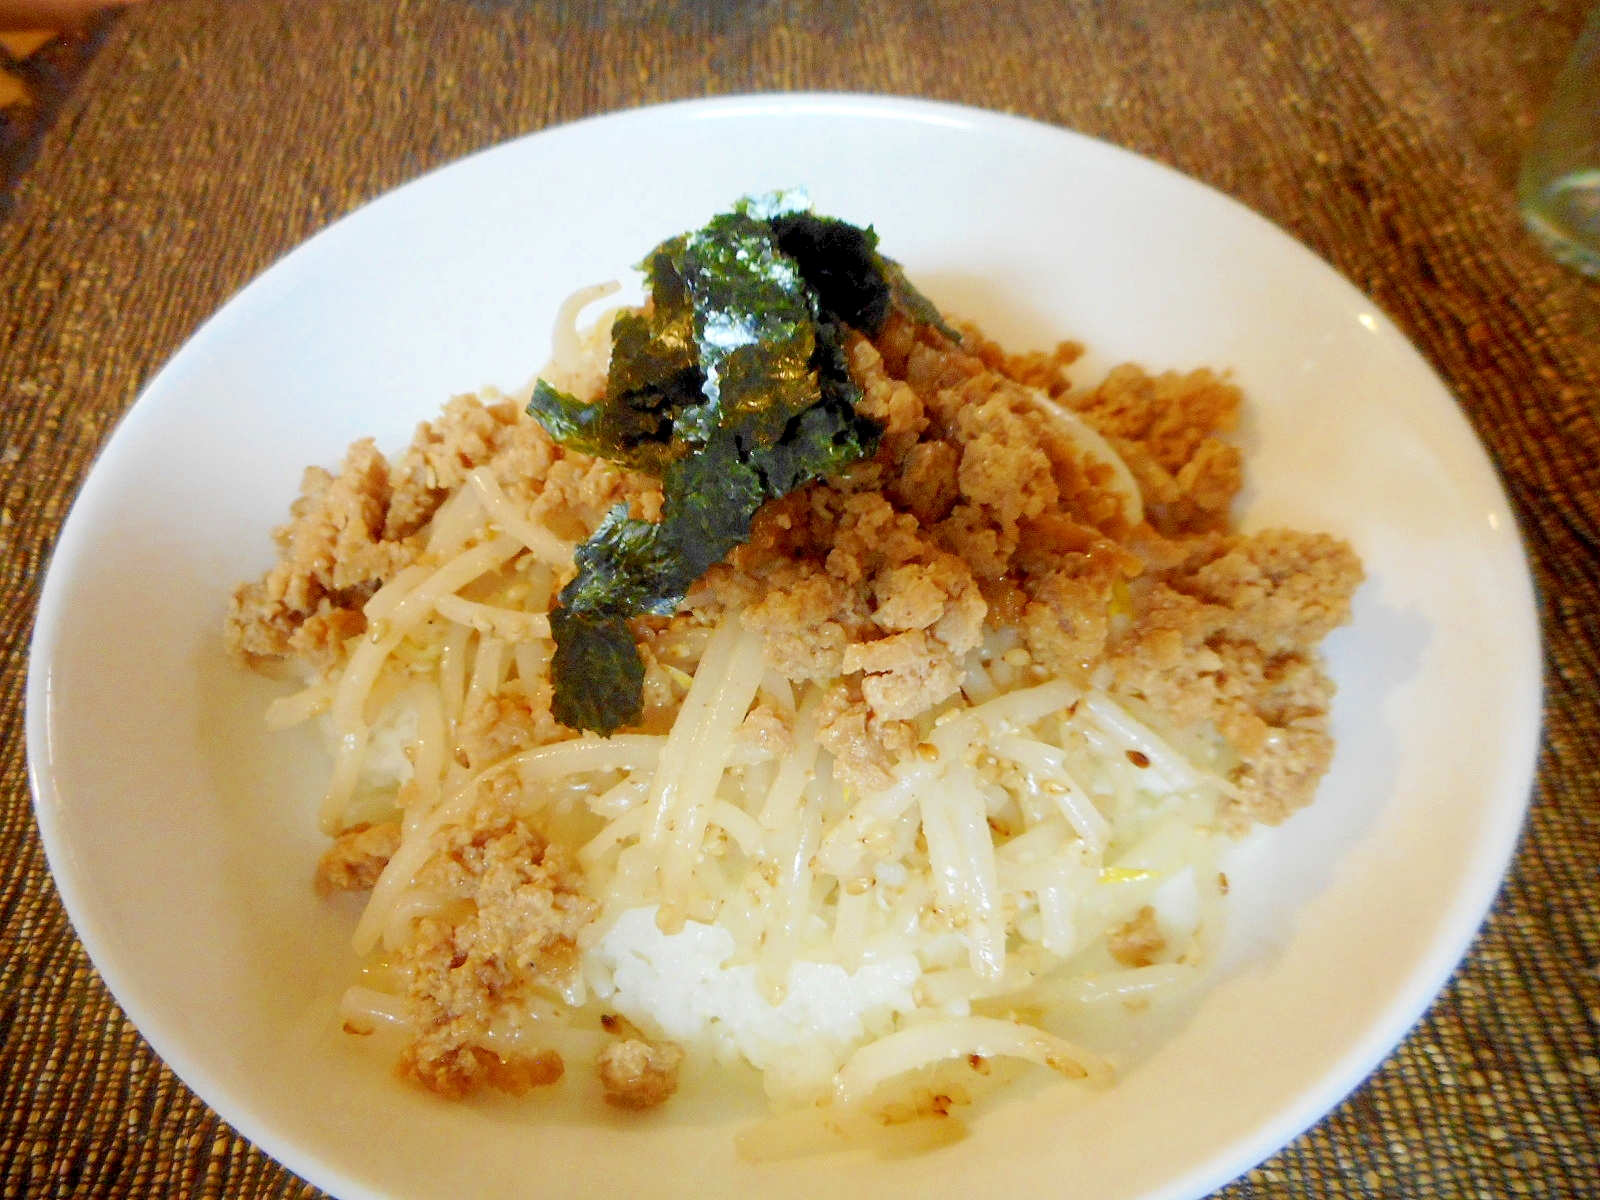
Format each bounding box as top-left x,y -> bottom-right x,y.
2,1 -> 1598,1196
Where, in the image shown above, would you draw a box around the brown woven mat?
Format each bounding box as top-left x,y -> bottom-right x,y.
2,1 -> 1597,1195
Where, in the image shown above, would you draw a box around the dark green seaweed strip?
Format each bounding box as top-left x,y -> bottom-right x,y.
548,609 -> 646,735
530,194 -> 950,734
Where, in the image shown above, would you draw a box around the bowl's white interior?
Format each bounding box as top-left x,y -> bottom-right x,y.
27,96 -> 1541,1200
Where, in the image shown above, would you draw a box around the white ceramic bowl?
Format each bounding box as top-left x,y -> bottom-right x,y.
27,95 -> 1541,1200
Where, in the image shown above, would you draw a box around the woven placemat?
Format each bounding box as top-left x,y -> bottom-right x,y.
2,1 -> 1596,1195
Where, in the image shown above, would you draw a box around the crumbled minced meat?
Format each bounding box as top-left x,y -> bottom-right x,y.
314,821 -> 401,896
396,809 -> 597,1099
456,678 -> 566,771
597,1036 -> 685,1110
736,701 -> 794,757
1107,905 -> 1167,969
707,313 -> 1360,819
226,394 -> 660,676
226,438 -> 413,669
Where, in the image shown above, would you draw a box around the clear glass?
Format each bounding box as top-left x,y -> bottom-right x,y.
1520,7 -> 1600,278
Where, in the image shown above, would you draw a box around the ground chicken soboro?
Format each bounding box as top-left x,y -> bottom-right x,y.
395,809 -> 594,1098
227,306 -> 1361,1108
707,313 -> 1359,818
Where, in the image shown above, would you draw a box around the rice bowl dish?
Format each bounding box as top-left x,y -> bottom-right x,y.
225,194 -> 1361,1152
25,96 -> 1540,1200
